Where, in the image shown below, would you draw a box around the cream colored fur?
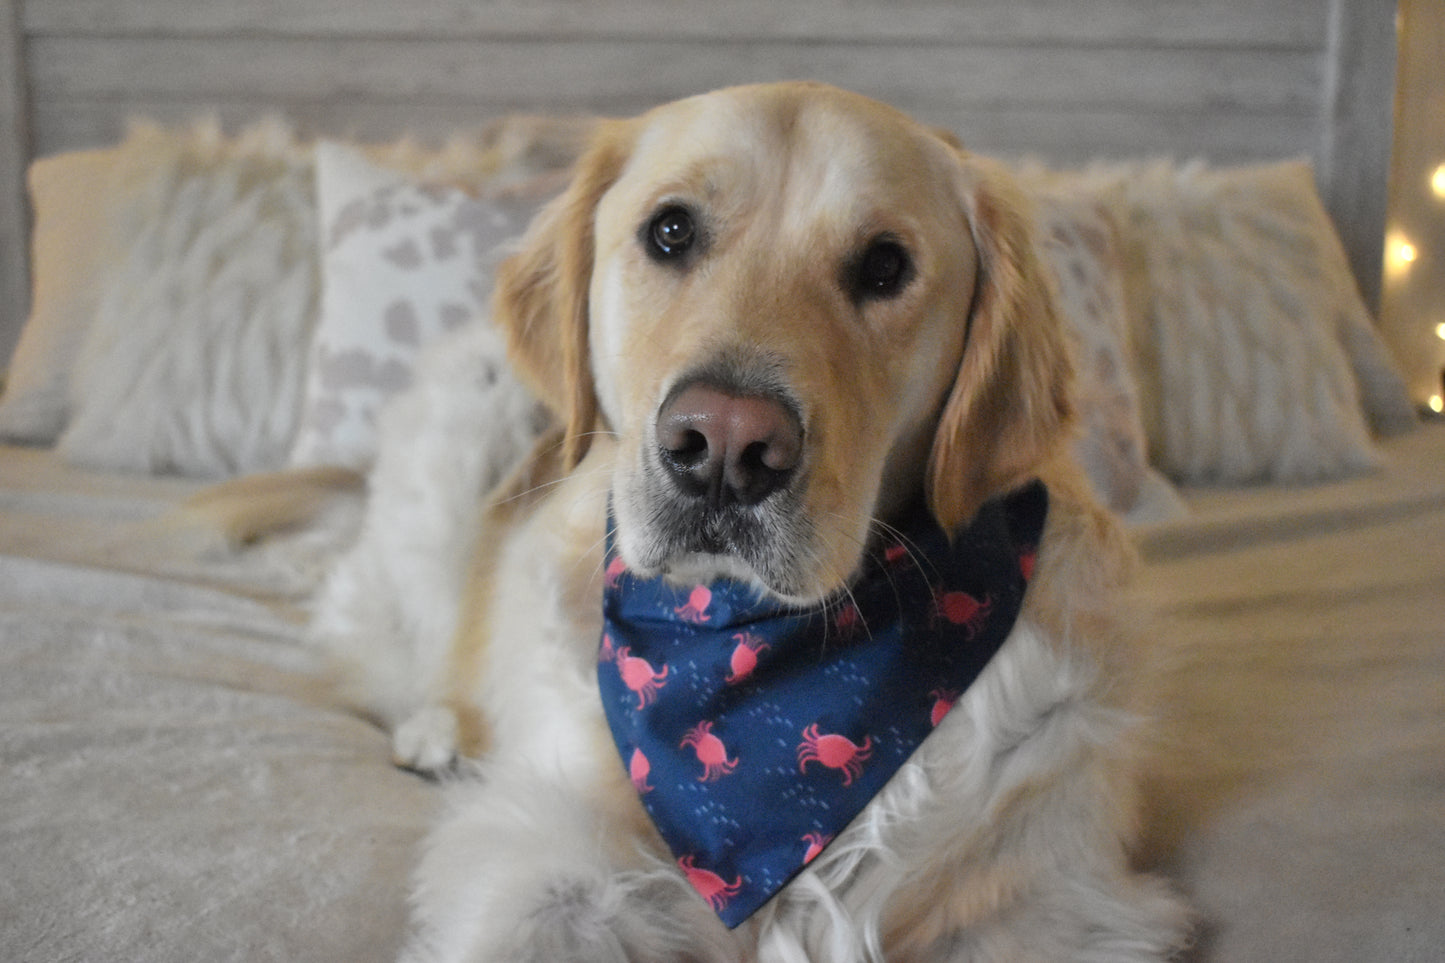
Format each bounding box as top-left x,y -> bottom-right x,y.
290,84 -> 1189,960
309,320 -> 551,742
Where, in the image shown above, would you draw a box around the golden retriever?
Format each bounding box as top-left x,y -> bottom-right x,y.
236,82 -> 1190,961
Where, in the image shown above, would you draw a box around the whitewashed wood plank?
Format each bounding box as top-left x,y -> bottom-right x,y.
23,0 -> 1331,48
0,0 -> 30,368
931,107 -> 1320,165
30,97 -> 1319,169
29,36 -> 1322,114
28,101 -> 518,155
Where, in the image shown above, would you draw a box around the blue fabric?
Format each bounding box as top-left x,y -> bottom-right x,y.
598,481 -> 1047,927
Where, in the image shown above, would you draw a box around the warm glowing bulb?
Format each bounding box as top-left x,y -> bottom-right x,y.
1381,231 -> 1416,276
1433,164 -> 1445,198
1437,322 -> 1445,342
1430,395 -> 1445,415
1388,236 -> 1419,276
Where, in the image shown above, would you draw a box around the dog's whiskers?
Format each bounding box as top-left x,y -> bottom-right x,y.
791,521 -> 873,649
856,512 -> 943,586
576,515 -> 622,587
494,463 -> 612,507
815,509 -> 944,632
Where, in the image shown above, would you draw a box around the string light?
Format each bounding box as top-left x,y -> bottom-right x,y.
1437,322 -> 1445,341
1431,394 -> 1445,415
1387,234 -> 1419,275
1433,164 -> 1445,198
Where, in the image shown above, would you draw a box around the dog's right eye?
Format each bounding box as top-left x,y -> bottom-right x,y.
848,236 -> 914,304
644,206 -> 697,261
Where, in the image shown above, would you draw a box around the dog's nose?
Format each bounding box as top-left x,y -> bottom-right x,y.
656,381 -> 802,507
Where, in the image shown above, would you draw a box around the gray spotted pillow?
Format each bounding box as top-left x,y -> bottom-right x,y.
289,141 -> 546,468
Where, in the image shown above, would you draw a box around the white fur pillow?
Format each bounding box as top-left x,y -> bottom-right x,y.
1031,194 -> 1150,513
1061,160 -> 1401,484
56,121 -> 319,477
288,143 -> 549,469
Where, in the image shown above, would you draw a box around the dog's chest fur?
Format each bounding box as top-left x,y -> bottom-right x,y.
466,447 -> 1140,954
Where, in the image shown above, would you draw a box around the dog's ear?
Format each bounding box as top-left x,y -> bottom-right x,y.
927,155 -> 1075,532
930,126 -> 966,153
492,121 -> 634,469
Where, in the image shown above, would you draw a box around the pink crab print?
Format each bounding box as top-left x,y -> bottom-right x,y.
679,720 -> 739,781
884,542 -> 910,566
628,747 -> 654,794
605,555 -> 628,589
598,632 -> 616,664
801,831 -> 834,865
797,723 -> 873,786
614,646 -> 669,709
1019,549 -> 1037,581
678,855 -> 743,911
674,584 -> 713,623
725,632 -> 770,684
832,602 -> 862,639
932,590 -> 993,638
929,688 -> 959,728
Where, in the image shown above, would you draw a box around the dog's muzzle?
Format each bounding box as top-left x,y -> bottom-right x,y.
627,375 -> 811,582
654,378 -> 803,510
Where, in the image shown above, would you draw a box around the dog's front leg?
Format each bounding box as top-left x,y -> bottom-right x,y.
402,763 -> 741,963
400,456 -> 742,963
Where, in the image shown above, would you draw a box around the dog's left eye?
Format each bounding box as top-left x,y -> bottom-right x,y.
849,237 -> 914,303
644,206 -> 698,261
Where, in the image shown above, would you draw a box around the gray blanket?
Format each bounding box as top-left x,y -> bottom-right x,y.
2,429 -> 1443,962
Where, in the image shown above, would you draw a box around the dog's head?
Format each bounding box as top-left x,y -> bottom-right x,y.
495,83 -> 1072,604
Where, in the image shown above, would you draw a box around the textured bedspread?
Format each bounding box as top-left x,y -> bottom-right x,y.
1,428 -> 1442,962
1136,425 -> 1445,962
0,449 -> 428,962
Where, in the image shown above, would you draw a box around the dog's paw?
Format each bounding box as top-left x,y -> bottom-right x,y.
392,704 -> 460,774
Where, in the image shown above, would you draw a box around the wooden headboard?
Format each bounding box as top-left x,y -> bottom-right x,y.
0,0 -> 1397,370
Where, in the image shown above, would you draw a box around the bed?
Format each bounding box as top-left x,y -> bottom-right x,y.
2,2 -> 1442,961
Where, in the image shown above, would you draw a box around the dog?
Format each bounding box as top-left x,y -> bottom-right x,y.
252,82 -> 1190,962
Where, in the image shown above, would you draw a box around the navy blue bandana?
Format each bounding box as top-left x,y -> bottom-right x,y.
598,481 -> 1047,927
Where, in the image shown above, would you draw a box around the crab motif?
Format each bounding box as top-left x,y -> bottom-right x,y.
677,855 -> 743,911
929,687 -> 959,728
801,831 -> 834,865
605,555 -> 628,589
628,747 -> 654,794
679,720 -> 738,781
674,584 -> 713,623
796,723 -> 873,786
1019,549 -> 1037,580
725,632 -> 770,684
932,589 -> 992,638
614,646 -> 669,709
832,602 -> 862,639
